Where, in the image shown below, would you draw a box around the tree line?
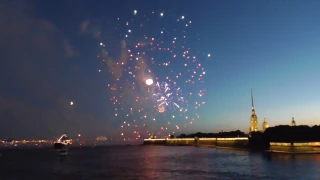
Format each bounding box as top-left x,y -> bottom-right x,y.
171,125 -> 320,142
262,125 -> 320,142
173,130 -> 247,138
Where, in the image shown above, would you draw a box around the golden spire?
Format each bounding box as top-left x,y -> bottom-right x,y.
251,88 -> 256,115
251,88 -> 254,110
250,88 -> 259,132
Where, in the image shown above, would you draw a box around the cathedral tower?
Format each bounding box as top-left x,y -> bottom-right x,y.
262,118 -> 269,132
250,89 -> 259,132
291,117 -> 296,126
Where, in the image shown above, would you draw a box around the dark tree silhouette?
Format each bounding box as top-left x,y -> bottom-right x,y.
177,130 -> 247,139
263,125 -> 320,142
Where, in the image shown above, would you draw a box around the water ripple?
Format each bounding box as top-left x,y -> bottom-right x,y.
0,146 -> 319,180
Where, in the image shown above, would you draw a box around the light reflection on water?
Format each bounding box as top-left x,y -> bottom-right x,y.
0,146 -> 319,180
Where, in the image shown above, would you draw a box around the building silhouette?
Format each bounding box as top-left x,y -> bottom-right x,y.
150,133 -> 156,139
250,89 -> 259,132
262,118 -> 269,132
291,117 -> 296,126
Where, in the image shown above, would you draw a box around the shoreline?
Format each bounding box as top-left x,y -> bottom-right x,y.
265,150 -> 320,154
144,138 -> 320,154
147,144 -> 320,154
2,144 -> 320,154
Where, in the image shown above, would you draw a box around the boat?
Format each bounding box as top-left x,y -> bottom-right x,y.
53,133 -> 72,150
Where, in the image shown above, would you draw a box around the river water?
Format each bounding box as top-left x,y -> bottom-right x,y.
0,146 -> 319,180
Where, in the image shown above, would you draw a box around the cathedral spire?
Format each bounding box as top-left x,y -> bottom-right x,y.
251,88 -> 254,110
250,88 -> 259,132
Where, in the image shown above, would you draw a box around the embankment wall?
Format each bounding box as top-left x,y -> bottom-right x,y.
144,137 -> 249,148
144,138 -> 320,153
268,142 -> 320,153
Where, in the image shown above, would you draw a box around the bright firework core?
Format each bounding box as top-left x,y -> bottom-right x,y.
146,79 -> 153,85
152,81 -> 184,113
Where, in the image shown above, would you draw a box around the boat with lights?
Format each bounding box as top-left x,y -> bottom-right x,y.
53,133 -> 72,150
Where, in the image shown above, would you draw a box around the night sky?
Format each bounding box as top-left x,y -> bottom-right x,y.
1,0 -> 320,140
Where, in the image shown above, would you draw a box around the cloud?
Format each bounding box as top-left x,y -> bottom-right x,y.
0,1 -> 77,58
79,20 -> 101,38
0,1 -> 116,139
80,20 -> 90,33
64,40 -> 77,57
0,0 -> 77,98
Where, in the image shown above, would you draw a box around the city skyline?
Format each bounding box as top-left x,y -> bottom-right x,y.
0,0 -> 320,139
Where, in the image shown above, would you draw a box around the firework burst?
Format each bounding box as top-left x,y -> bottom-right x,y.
98,10 -> 210,141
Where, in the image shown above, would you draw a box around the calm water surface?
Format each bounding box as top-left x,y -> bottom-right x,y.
0,146 -> 319,180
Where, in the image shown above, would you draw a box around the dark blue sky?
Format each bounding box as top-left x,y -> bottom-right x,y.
0,0 -> 319,140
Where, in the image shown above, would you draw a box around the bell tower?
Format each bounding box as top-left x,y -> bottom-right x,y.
250,89 -> 259,132
262,118 -> 269,132
291,117 -> 296,126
